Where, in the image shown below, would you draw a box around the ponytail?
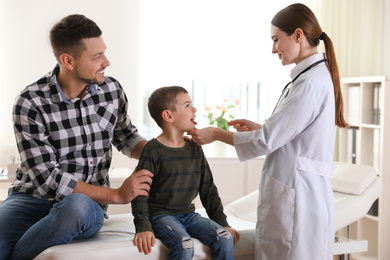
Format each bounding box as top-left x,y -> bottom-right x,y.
272,3 -> 349,128
322,35 -> 349,128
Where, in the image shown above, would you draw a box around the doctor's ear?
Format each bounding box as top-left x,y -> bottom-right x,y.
294,28 -> 304,43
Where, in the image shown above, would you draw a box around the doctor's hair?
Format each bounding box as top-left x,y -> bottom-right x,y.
148,86 -> 188,129
50,14 -> 102,64
272,3 -> 349,128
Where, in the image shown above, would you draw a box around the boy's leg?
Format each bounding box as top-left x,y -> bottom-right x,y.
9,193 -> 104,260
151,214 -> 194,260
185,213 -> 234,260
0,192 -> 52,259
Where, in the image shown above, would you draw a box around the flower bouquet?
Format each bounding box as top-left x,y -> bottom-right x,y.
205,99 -> 239,130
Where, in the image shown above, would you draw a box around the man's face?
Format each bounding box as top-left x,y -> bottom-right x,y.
73,36 -> 110,85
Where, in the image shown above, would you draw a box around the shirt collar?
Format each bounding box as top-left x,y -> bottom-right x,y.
50,64 -> 98,104
55,78 -> 71,104
87,84 -> 97,95
290,53 -> 326,81
49,65 -> 65,104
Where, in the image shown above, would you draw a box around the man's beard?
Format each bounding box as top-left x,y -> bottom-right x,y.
76,69 -> 104,85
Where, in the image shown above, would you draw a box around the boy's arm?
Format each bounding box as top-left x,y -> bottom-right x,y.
131,145 -> 155,233
198,148 -> 229,227
131,195 -> 153,232
197,148 -> 241,244
131,146 -> 156,253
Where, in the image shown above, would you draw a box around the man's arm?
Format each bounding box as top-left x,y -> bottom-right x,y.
73,168 -> 152,204
131,140 -> 147,160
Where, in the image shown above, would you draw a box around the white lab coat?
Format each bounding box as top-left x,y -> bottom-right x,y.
233,53 -> 336,260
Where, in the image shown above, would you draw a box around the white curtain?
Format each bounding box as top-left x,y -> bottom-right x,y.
316,0 -> 387,77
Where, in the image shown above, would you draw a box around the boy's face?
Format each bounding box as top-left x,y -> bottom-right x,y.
171,92 -> 197,132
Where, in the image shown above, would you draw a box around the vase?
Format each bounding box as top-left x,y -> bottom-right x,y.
214,141 -> 227,157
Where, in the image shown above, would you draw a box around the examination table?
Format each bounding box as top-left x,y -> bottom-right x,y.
34,162 -> 382,259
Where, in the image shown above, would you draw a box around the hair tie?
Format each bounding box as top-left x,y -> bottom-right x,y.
319,32 -> 327,40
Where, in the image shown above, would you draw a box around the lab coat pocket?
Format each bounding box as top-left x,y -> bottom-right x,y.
259,173 -> 295,241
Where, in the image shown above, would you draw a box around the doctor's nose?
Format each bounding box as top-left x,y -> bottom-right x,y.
272,45 -> 277,54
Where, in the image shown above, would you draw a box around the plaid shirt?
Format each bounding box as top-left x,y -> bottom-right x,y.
9,65 -> 145,204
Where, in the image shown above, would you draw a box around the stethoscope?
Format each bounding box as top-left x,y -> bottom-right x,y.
272,58 -> 327,115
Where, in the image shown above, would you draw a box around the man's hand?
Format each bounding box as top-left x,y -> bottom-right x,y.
72,168 -> 152,205
133,231 -> 156,255
115,168 -> 153,204
225,227 -> 240,245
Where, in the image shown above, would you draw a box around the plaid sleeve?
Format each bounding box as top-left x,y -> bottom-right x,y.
110,79 -> 146,156
13,94 -> 79,201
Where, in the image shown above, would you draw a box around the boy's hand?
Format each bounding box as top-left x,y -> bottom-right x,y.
225,227 -> 240,245
133,231 -> 156,255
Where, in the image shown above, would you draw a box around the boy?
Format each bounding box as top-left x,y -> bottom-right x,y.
132,86 -> 240,259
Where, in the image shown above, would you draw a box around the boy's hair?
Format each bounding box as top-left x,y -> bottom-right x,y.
148,86 -> 188,129
50,14 -> 102,63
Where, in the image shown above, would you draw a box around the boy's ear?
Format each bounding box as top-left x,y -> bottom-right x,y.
162,110 -> 174,123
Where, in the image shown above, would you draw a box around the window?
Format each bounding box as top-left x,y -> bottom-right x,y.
139,0 -> 305,139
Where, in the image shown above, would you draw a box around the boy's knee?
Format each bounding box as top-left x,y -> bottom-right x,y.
182,236 -> 194,250
180,236 -> 194,258
217,228 -> 232,239
216,228 -> 234,248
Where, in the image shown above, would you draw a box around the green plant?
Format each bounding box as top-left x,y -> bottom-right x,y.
205,99 -> 239,130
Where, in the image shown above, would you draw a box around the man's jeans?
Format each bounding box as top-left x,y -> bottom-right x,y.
150,213 -> 234,260
0,192 -> 104,260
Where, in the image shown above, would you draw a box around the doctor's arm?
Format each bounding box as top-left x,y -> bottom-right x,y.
188,127 -> 234,146
188,119 -> 261,146
229,119 -> 262,132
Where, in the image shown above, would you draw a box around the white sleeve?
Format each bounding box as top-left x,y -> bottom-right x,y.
233,78 -> 319,162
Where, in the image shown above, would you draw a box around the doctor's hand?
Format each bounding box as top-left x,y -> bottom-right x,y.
228,119 -> 262,132
188,127 -> 217,145
134,231 -> 156,255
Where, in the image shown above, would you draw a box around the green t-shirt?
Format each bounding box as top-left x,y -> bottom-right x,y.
131,138 -> 229,233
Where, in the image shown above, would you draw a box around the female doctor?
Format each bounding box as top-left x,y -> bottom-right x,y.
188,3 -> 348,260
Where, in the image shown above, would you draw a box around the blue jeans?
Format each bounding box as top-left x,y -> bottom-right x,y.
0,192 -> 104,260
150,213 -> 234,260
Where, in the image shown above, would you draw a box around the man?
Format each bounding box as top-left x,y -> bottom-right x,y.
0,14 -> 152,260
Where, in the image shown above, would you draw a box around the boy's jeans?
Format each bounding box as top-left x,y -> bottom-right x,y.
0,192 -> 104,260
150,213 -> 234,260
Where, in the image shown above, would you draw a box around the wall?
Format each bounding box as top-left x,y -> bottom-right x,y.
0,0 -> 140,152
1,0 -> 389,162
384,0 -> 390,76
